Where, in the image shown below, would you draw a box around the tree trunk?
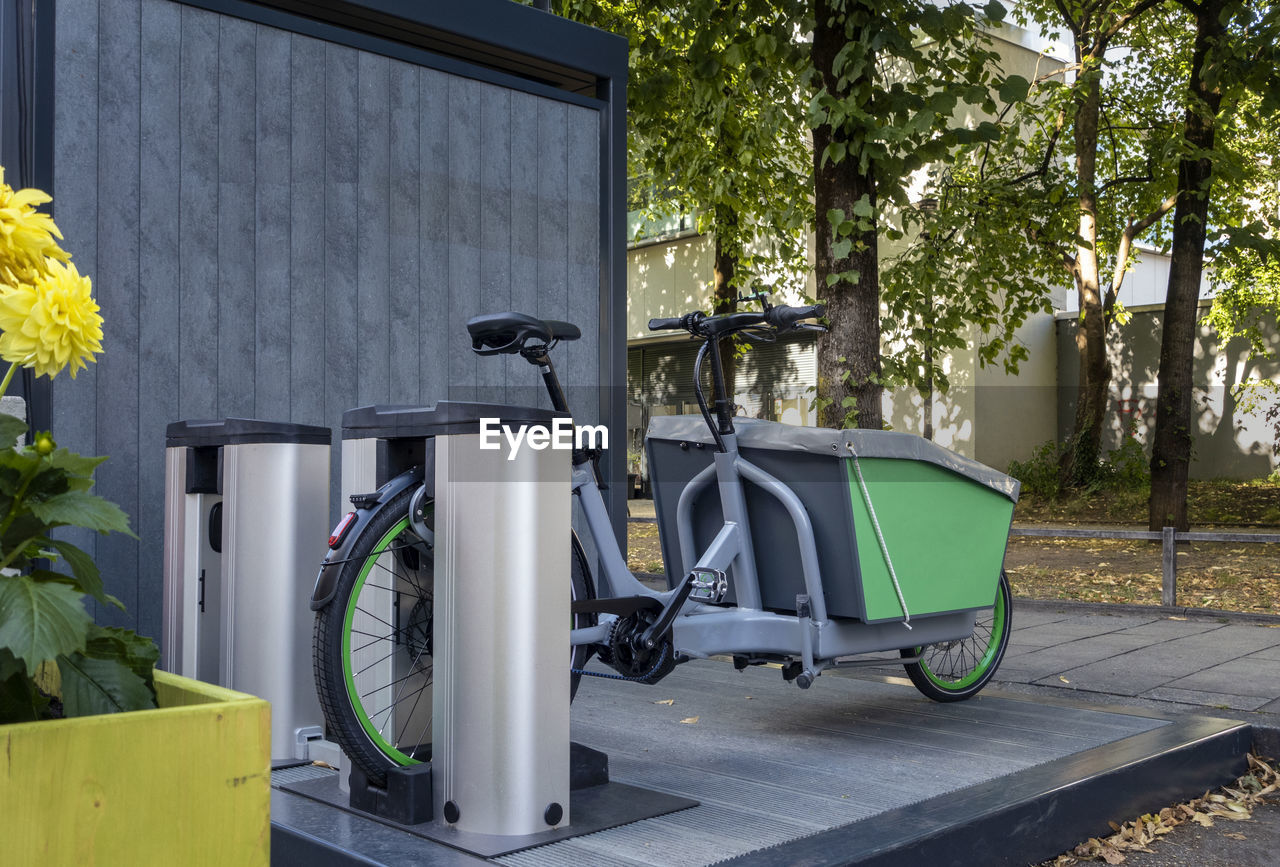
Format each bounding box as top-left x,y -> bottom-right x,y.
812,0 -> 882,431
1059,66 -> 1111,487
712,211 -> 738,407
1150,0 -> 1226,531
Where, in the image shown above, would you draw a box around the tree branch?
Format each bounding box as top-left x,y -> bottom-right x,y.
1053,0 -> 1083,41
1098,172 -> 1154,195
1104,193 -> 1178,316
1104,0 -> 1170,42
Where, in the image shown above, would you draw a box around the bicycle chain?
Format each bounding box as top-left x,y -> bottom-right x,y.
571,643 -> 671,682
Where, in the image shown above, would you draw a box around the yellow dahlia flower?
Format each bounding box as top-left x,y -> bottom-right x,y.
0,258 -> 103,379
0,167 -> 68,276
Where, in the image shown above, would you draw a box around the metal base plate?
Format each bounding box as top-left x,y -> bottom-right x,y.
277,773 -> 697,859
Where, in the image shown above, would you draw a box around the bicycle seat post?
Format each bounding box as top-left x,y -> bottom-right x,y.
520,345 -> 571,415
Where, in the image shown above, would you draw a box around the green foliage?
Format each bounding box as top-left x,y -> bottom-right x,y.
1008,441 -> 1064,500
0,428 -> 155,724
552,0 -> 813,299
1100,434 -> 1151,492
1011,433 -> 1150,501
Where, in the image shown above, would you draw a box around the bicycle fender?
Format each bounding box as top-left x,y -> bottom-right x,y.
310,467 -> 425,611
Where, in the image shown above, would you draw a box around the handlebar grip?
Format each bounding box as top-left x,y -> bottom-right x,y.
648,317 -> 687,332
767,304 -> 826,330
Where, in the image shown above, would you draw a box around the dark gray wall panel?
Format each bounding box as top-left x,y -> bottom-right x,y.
480,84 -> 514,401
52,0 -> 100,590
95,0 -> 141,626
566,104 -> 600,425
216,15 -> 257,419
137,0 -> 182,642
322,42 -> 359,431
418,68 -> 450,405
446,75 -> 481,401
356,50 -> 390,408
288,33 -> 326,428
387,60 -> 421,406
51,1 -> 605,642
177,6 -> 219,420
254,25 -> 292,419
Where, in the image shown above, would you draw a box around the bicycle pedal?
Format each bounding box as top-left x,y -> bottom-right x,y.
687,568 -> 728,603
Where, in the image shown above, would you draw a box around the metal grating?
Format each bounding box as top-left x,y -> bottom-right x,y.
495,659 -> 1167,867
272,764 -> 339,787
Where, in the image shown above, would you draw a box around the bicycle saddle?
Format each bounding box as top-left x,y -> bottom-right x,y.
467,312 -> 581,355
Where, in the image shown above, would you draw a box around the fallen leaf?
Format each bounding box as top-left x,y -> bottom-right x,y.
1059,676 -> 1071,683
680,716 -> 699,724
654,699 -> 674,706
1224,832 -> 1247,840
312,761 -> 336,770
1169,616 -> 1188,621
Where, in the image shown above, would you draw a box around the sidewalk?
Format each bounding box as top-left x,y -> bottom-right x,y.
998,601 -> 1280,729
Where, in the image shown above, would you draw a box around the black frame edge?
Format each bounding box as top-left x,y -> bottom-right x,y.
723,717 -> 1251,867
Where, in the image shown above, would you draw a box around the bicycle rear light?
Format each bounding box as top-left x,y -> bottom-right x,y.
328,512 -> 357,549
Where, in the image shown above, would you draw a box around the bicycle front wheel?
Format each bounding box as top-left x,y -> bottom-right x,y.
313,484 -> 593,787
900,571 -> 1011,702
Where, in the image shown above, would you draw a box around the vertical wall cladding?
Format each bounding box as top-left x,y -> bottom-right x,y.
51,0 -> 603,641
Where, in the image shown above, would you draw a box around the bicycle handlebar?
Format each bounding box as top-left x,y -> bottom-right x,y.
647,304 -> 825,337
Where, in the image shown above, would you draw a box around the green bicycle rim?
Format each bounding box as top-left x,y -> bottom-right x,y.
918,589 -> 1007,691
341,515 -> 424,768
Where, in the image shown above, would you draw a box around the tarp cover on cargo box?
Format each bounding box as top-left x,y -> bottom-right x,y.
647,416 -> 1019,502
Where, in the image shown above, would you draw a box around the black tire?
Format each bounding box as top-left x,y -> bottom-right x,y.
313,484 -> 594,787
900,571 -> 1012,702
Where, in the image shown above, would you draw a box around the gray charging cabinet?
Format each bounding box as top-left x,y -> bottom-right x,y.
162,418 -> 331,762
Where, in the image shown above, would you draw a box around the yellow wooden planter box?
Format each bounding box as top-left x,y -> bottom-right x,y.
1,670 -> 270,865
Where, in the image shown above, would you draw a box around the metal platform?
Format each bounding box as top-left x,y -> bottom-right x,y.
271,659 -> 1250,866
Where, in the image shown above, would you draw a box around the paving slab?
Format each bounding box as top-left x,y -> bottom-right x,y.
1164,656 -> 1280,699
1008,634 -> 1159,681
1045,627 -> 1280,696
1140,686 -> 1271,712
1116,619 -> 1226,638
1242,641 -> 1280,662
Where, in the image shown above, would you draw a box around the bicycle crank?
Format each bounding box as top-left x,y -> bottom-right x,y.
604,609 -> 676,684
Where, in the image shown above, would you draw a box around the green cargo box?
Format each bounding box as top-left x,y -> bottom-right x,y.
646,417 -> 1019,624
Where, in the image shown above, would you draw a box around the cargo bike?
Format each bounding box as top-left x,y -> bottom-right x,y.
311,299 -> 1019,786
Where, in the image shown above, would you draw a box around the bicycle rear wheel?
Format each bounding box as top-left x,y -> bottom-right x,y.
313,484 -> 593,787
900,571 -> 1011,702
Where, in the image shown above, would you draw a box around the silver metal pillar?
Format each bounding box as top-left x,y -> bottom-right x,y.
433,431 -> 571,835
161,419 -> 331,762
221,439 -> 330,761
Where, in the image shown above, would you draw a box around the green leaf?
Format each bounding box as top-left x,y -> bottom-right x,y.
983,0 -> 1007,22
58,652 -> 155,717
0,413 -> 27,448
832,238 -> 854,260
84,624 -> 160,696
22,466 -> 70,504
998,74 -> 1030,104
852,197 -> 875,218
0,666 -> 49,723
0,645 -> 24,679
0,575 -> 91,671
44,541 -> 115,608
45,448 -> 107,489
27,489 -> 135,536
